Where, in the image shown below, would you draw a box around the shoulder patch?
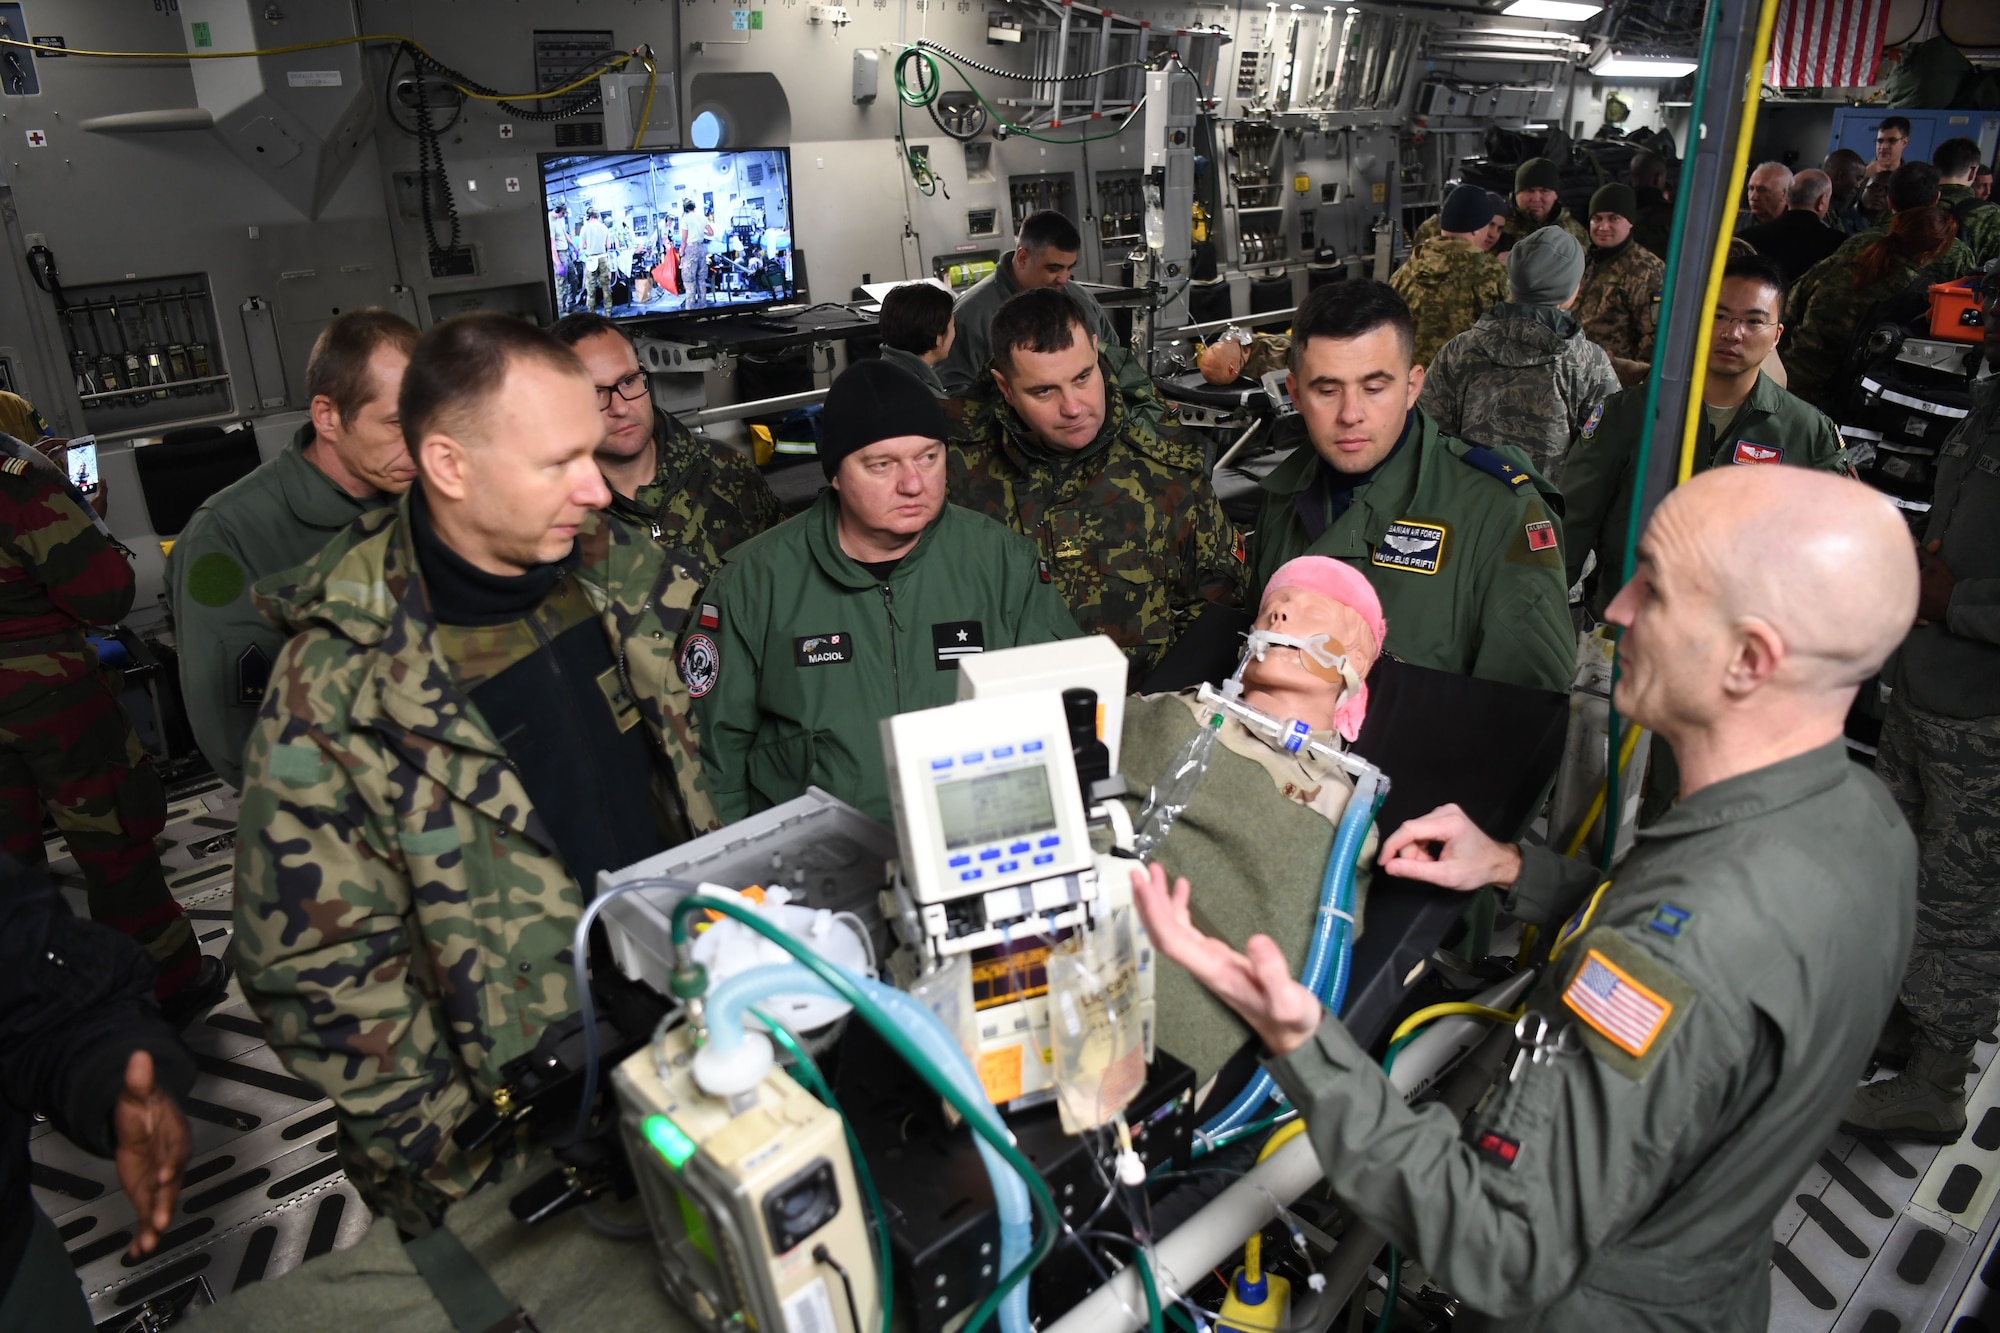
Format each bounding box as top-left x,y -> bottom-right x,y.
679,631 -> 720,697
1581,404 -> 1604,439
1646,903 -> 1693,939
1459,444 -> 1537,493
187,551 -> 247,608
0,456 -> 27,476
1561,928 -> 1696,1081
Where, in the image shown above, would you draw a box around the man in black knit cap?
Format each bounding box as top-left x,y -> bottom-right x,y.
692,358 -> 1078,825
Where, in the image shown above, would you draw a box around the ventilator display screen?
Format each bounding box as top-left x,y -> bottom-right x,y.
936,767 -> 1058,851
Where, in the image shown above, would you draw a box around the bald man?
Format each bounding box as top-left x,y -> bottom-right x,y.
1133,466 -> 1919,1332
1741,161 -> 1793,231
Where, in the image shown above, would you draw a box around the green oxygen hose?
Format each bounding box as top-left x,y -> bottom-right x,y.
669,894 -> 1061,1333
753,1010 -> 894,1333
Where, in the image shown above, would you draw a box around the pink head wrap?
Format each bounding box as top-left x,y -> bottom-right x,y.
1260,556 -> 1386,742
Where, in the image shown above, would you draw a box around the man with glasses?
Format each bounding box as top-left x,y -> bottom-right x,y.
1875,117 -> 1912,176
1560,255 -> 1849,621
551,313 -> 782,580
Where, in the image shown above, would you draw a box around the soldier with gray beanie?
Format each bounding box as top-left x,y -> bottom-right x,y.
1418,225 -> 1620,481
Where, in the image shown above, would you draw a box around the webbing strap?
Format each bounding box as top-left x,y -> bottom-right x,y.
404,1226 -> 533,1333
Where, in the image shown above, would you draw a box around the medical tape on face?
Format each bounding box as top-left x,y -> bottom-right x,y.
1244,629 -> 1366,706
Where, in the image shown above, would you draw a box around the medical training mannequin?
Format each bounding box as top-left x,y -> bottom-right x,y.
1120,556 -> 1383,1083
1197,329 -> 1292,385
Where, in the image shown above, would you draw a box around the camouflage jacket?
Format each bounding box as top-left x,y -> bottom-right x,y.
0,449 -> 134,646
1783,252 -> 1932,415
949,357 -> 1247,681
1577,240 -> 1663,366
1792,229 -> 1978,323
1389,235 -> 1511,367
1940,184 -> 2000,267
1416,304 -> 1622,483
606,409 -> 784,582
232,494 -> 709,1232
1502,203 -> 1591,252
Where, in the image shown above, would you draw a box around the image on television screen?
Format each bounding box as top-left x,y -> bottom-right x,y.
538,148 -> 797,319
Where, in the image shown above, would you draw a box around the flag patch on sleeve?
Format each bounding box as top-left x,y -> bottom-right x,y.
1564,949 -> 1672,1058
1525,520 -> 1557,552
698,602 -> 720,629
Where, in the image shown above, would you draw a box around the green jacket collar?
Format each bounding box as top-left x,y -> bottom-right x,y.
1636,739 -> 1851,841
1708,369 -> 1788,436
1259,409 -> 1433,547
803,488 -> 947,589
280,422 -> 388,529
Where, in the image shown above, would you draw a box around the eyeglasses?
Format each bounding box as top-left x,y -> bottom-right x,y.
1711,312 -> 1777,333
595,368 -> 649,409
1875,134 -> 1905,145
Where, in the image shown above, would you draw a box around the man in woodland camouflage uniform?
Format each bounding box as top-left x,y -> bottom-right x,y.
1392,184 -> 1511,367
232,315 -> 711,1232
1576,183 -> 1665,385
952,287 -> 1245,683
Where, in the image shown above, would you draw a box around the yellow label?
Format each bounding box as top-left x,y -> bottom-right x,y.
1370,182 -> 1387,203
1293,173 -> 1311,193
978,1045 -> 1025,1103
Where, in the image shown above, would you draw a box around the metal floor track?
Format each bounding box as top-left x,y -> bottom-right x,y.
1771,1033 -> 2000,1333
29,775 -> 371,1329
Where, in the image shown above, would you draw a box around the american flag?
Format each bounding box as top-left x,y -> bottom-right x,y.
1767,0 -> 1892,89
1564,953 -> 1671,1057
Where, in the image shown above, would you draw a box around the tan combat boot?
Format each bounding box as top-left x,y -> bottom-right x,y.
1841,1044 -> 1979,1144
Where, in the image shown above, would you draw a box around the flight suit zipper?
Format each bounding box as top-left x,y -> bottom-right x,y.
880,583 -> 902,709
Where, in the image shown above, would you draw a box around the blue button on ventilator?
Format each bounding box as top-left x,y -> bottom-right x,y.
1009,842 -> 1030,854
993,746 -> 1014,759
999,860 -> 1020,874
1033,853 -> 1056,866
960,869 -> 983,882
1038,835 -> 1060,848
980,848 -> 1001,861
963,752 -> 984,764
949,855 -> 971,868
931,757 -> 953,771
1023,740 -> 1044,752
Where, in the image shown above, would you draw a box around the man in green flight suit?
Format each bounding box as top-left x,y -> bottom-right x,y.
233,314 -> 709,1232
692,359 -> 1079,826
1246,279 -> 1575,697
1563,256 -> 1850,619
951,288 -> 1245,685
1135,464 -> 1921,1332
936,210 -> 1120,397
167,309 -> 418,788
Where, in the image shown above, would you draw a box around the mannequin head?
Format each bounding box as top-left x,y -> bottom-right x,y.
1242,557 -> 1386,740
1199,338 -> 1248,384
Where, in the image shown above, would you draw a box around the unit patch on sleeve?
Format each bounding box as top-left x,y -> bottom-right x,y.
1581,403 -> 1604,440
1372,520 -> 1448,575
1731,440 -> 1783,466
679,632 -> 720,697
794,633 -> 854,667
933,620 -> 985,669
1525,520 -> 1558,552
1560,928 -> 1696,1081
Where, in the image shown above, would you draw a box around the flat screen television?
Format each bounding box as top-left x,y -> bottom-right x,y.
537,148 -> 798,320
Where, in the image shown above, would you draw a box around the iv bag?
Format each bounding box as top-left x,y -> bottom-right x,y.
1048,913 -> 1146,1134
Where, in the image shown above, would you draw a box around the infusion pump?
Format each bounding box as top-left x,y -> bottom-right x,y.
881,639 -> 1153,1107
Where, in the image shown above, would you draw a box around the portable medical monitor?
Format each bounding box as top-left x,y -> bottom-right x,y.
537,148 -> 797,320
882,692 -> 1094,907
